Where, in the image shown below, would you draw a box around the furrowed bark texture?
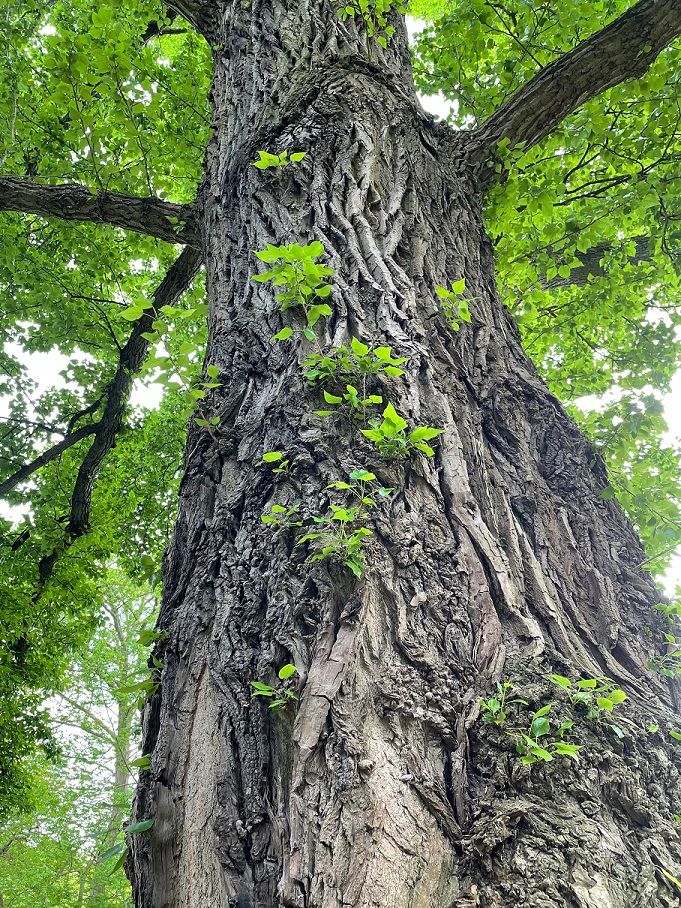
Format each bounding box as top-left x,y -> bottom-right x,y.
131,5 -> 681,908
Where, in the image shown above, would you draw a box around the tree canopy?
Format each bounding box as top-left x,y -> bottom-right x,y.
0,0 -> 679,898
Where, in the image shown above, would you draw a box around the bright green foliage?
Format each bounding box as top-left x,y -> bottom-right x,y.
261,503 -> 303,528
299,469 -> 393,577
550,674 -> 628,739
361,402 -> 444,458
263,451 -> 292,474
252,242 -> 335,342
262,469 -> 393,578
480,681 -> 528,726
0,573 -> 155,903
650,598 -> 681,678
252,150 -> 307,170
0,0 -> 679,839
515,704 -> 583,765
413,1 -> 681,567
304,337 -> 407,386
435,281 -> 472,331
481,675 -> 629,766
0,0 -> 210,817
315,385 -> 384,422
250,664 -> 299,713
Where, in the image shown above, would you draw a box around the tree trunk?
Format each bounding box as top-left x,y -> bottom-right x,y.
90,699 -> 132,905
131,5 -> 681,907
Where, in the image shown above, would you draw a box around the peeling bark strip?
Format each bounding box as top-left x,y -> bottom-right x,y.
130,3 -> 681,908
0,175 -> 200,247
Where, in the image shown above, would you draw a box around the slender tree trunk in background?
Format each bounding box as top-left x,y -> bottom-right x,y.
131,4 -> 681,907
90,701 -> 132,906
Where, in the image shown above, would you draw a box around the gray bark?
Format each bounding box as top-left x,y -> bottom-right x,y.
0,175 -> 199,247
130,4 -> 681,908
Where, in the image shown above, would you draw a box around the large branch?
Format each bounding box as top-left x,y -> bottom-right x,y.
0,175 -> 200,248
470,0 -> 681,175
0,423 -> 99,497
35,246 -> 203,586
165,0 -> 216,39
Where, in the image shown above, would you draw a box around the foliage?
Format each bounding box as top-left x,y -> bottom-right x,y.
303,337 -> 407,387
412,1 -> 681,568
251,150 -> 306,170
263,469 -> 394,577
0,0 -> 679,848
252,242 -> 334,342
435,280 -> 472,331
361,402 -> 444,459
314,385 -> 384,423
480,676 -> 629,766
250,663 -> 299,713
0,572 -> 155,904
650,597 -> 681,678
335,0 -> 406,46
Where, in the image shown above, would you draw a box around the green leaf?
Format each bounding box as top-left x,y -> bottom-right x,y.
130,754 -> 152,769
121,305 -> 144,321
550,674 -> 572,688
278,663 -> 297,680
351,336 -> 370,357
530,716 -> 551,738
552,742 -> 582,758
382,402 -> 408,432
100,841 -> 126,862
263,451 -> 283,463
272,326 -> 293,341
126,818 -> 155,835
408,426 -> 444,443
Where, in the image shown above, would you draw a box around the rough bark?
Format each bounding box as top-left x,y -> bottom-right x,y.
0,175 -> 200,247
131,5 -> 681,908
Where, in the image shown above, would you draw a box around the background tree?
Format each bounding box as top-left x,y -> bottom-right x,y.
0,570 -> 152,907
0,1 -> 680,907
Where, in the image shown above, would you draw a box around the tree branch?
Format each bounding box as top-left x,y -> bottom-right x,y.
36,246 -> 204,587
470,0 -> 681,177
0,175 -> 200,248
0,422 -> 99,498
165,0 -> 217,39
543,236 -> 652,289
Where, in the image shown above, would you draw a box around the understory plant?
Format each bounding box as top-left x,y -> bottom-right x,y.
650,599 -> 681,678
361,402 -> 444,458
303,336 -> 406,386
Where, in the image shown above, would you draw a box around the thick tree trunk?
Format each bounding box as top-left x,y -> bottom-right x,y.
131,5 -> 681,907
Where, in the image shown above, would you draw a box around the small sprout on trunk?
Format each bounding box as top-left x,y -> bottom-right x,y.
250,664 -> 299,714
361,402 -> 444,459
252,149 -> 307,170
